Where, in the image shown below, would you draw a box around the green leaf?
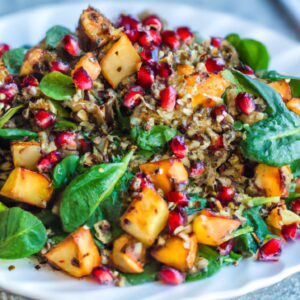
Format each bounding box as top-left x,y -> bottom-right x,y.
291,159 -> 300,178
242,196 -> 280,207
60,150 -> 134,232
233,232 -> 258,256
53,155 -> 80,189
50,100 -> 70,118
0,105 -> 24,128
0,202 -> 8,212
0,207 -> 47,259
46,25 -> 72,49
186,194 -> 207,215
2,48 -> 27,75
40,72 -> 75,101
0,128 -> 38,140
226,34 -> 270,71
54,119 -> 78,131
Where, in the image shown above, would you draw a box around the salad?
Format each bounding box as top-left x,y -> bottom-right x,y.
0,5 -> 300,287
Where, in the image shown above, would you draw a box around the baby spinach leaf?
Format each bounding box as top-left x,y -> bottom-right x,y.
242,196 -> 280,207
0,207 -> 47,259
54,119 -> 78,131
2,48 -> 27,75
0,128 -> 38,140
40,72 -> 75,101
291,159 -> 300,178
0,202 -> 8,212
46,25 -> 72,49
60,150 -> 134,232
53,155 -> 80,189
186,194 -> 207,215
226,34 -> 270,71
0,105 -> 24,128
233,233 -> 258,256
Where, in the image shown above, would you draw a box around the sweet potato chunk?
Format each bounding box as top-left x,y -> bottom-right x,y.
72,52 -> 101,80
193,209 -> 241,246
266,207 -> 300,230
140,159 -> 189,194
269,80 -> 292,102
0,167 -> 53,208
45,226 -> 101,278
254,164 -> 291,197
286,98 -> 300,116
112,234 -> 146,273
100,34 -> 141,88
19,48 -> 44,76
120,187 -> 169,246
151,234 -> 197,272
11,141 -> 41,170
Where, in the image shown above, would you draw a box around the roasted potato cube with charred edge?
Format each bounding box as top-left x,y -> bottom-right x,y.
72,52 -> 101,80
19,48 -> 45,76
266,206 -> 300,230
120,187 -> 169,246
0,167 -> 53,208
287,98 -> 300,116
112,234 -> 146,273
268,80 -> 292,102
45,226 -> 101,278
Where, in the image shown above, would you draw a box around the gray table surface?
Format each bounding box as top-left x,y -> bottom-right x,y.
0,0 -> 299,299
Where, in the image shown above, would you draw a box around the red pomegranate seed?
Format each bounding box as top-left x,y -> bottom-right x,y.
131,173 -> 153,191
205,57 -> 225,73
0,43 -> 10,57
0,83 -> 18,104
37,151 -> 61,173
21,75 -> 39,88
258,238 -> 281,261
143,15 -> 163,31
217,186 -> 235,203
211,37 -> 222,48
157,62 -> 172,78
282,223 -> 298,241
170,136 -> 187,158
123,85 -> 145,108
149,29 -> 162,46
54,131 -> 77,150
138,31 -> 152,47
167,191 -> 189,207
158,268 -> 185,285
238,64 -> 254,75
176,27 -> 193,44
35,110 -> 56,129
137,65 -> 155,89
218,240 -> 234,256
235,92 -> 256,115
160,86 -> 177,111
211,105 -> 227,123
209,135 -> 224,151
190,161 -> 205,177
139,47 -> 158,66
73,67 -> 93,90
50,60 -> 70,73
92,266 -> 114,285
118,14 -> 140,43
168,208 -> 186,234
291,199 -> 300,214
62,34 -> 80,57
48,150 -> 62,164
162,30 -> 180,50
78,138 -> 90,152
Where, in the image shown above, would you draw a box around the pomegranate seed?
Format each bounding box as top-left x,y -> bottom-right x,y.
209,135 -> 224,151
92,266 -> 114,285
170,136 -> 187,158
50,60 -> 70,74
218,240 -> 234,256
258,238 -> 281,261
124,85 -> 144,108
37,151 -> 61,173
48,150 -> 62,164
62,34 -> 80,57
205,57 -> 225,73
0,83 -> 18,104
238,64 -> 254,75
168,208 -> 186,234
190,161 -> 205,177
78,138 -> 90,152
282,223 -> 298,241
162,30 -> 180,50
160,86 -> 177,111
0,43 -> 10,57
54,131 -> 77,150
235,92 -> 256,115
139,47 -> 158,66
73,67 -> 93,90
137,65 -> 155,89
143,15 -> 163,31
149,29 -> 162,46
21,75 -> 39,88
157,62 -> 172,78
176,27 -> 193,44
131,173 -> 153,191
118,14 -> 140,43
138,31 -> 152,48
158,268 -> 185,285
211,37 -> 222,48
35,110 -> 56,129
211,105 -> 227,123
167,191 -> 189,207
291,199 -> 300,214
217,186 -> 235,203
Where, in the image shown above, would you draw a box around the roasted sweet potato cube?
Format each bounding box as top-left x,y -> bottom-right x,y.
286,98 -> 300,116
177,64 -> 195,76
269,80 -> 292,102
151,234 -> 197,272
112,234 -> 146,273
72,52 -> 101,80
266,207 -> 300,230
192,209 -> 241,246
0,167 -> 53,208
100,34 -> 141,88
11,141 -> 41,170
120,187 -> 169,246
45,226 -> 101,278
19,48 -> 44,76
140,159 -> 189,194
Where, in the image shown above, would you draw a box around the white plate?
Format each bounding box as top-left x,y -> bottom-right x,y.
0,1 -> 300,300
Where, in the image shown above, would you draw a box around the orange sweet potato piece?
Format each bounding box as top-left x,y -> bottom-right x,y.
269,80 -> 292,102
286,98 -> 300,116
72,52 -> 101,80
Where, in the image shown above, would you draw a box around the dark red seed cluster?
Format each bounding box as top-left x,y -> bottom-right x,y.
176,27 -> 193,44
62,34 -> 80,57
235,92 -> 256,115
73,67 -> 93,90
211,105 -> 227,123
205,57 -> 225,73
170,136 -> 187,158
211,37 -> 222,48
143,15 -> 163,31
123,85 -> 145,108
0,43 -> 10,57
92,266 -> 114,285
218,240 -> 234,256
160,86 -> 177,111
282,223 -> 298,241
54,131 -> 77,150
190,161 -> 205,177
168,208 -> 186,234
0,83 -> 18,104
37,150 -> 62,173
130,173 -> 153,191
137,65 -> 155,89
167,191 -> 189,207
51,60 -> 70,73
35,110 -> 56,129
158,267 -> 185,285
118,14 -> 140,43
291,199 -> 300,215
217,186 -> 235,203
258,238 -> 281,261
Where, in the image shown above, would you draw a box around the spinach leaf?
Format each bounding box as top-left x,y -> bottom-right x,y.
0,105 -> 24,128
131,125 -> 176,152
0,207 -> 47,259
54,119 -> 78,131
123,263 -> 160,285
60,150 -> 134,232
291,159 -> 300,178
226,34 -> 270,71
242,196 -> 280,207
40,72 -> 75,101
0,202 -> 8,212
186,194 -> 207,215
0,128 -> 38,140
46,25 -> 72,49
53,155 -> 80,189
2,48 -> 27,75
233,232 -> 258,256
